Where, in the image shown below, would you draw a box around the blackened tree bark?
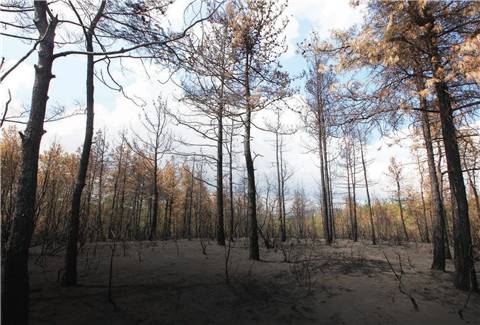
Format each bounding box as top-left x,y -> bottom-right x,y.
3,2 -> 58,323
63,0 -> 106,287
279,142 -> 287,242
350,144 -> 358,242
108,136 -> 125,239
270,111 -> 290,243
320,127 -> 331,242
244,53 -> 259,260
244,104 -> 259,260
324,136 -> 334,242
418,166 -> 430,243
408,2 -> 477,291
436,142 -> 453,260
435,80 -> 478,290
419,96 -> 446,270
303,35 -> 334,245
344,139 -> 358,242
186,155 -> 195,240
275,126 -> 286,242
346,156 -> 353,240
396,178 -> 409,242
95,131 -> 106,241
228,0 -> 287,259
216,107 -> 226,246
228,120 -> 235,241
150,150 -> 159,240
464,156 -> 480,222
359,134 -> 376,245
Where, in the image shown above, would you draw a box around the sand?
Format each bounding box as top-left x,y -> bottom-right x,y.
28,239 -> 480,324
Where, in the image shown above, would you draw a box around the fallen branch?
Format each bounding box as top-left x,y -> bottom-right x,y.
383,251 -> 419,311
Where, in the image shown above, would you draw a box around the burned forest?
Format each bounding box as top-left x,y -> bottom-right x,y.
1,0 -> 480,324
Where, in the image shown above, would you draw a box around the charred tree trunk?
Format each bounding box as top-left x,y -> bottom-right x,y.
359,137 -> 376,245
324,140 -> 334,243
395,179 -> 409,242
216,111 -> 225,245
435,80 -> 478,291
244,53 -> 259,260
327,162 -> 335,240
96,135 -> 105,241
118,160 -> 128,238
468,173 -> 480,222
167,196 -> 173,238
414,14 -> 475,287
109,139 -> 124,239
187,156 -> 195,240
436,141 -> 452,259
464,155 -> 480,223
420,110 -> 446,270
351,147 -> 358,242
280,141 -> 287,242
419,175 -> 430,243
63,0 -> 105,287
149,152 -> 159,240
228,120 -> 235,241
276,129 -> 286,242
3,3 -> 57,323
319,129 -> 331,243
346,158 -> 353,240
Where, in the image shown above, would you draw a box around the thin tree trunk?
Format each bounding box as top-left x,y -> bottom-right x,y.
109,140 -> 124,239
319,128 -> 330,243
436,141 -> 452,260
96,138 -> 105,241
276,128 -> 286,242
469,175 -> 480,222
118,160 -> 127,239
417,80 -> 445,269
419,175 -> 430,243
162,198 -> 169,240
280,140 -> 287,242
187,155 -> 195,240
216,110 -> 225,245
149,153 -> 158,241
85,154 -> 97,242
396,179 -> 409,242
167,196 -> 173,238
324,140 -> 334,243
323,136 -> 333,242
359,137 -> 376,245
351,146 -> 358,242
464,157 -> 480,222
327,161 -> 335,240
346,156 -> 353,240
228,120 -> 235,241
244,53 -> 259,260
63,1 -> 105,286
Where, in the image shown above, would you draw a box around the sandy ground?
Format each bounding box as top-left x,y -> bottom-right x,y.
28,239 -> 480,325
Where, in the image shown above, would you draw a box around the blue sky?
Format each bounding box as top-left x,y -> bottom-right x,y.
1,0 -> 423,204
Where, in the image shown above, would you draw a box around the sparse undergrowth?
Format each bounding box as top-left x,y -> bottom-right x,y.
26,239 -> 480,325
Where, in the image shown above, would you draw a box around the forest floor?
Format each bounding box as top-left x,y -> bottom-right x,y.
28,239 -> 480,325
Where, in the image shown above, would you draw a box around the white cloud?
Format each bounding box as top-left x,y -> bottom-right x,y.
0,59 -> 35,116
287,0 -> 364,37
282,0 -> 365,58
